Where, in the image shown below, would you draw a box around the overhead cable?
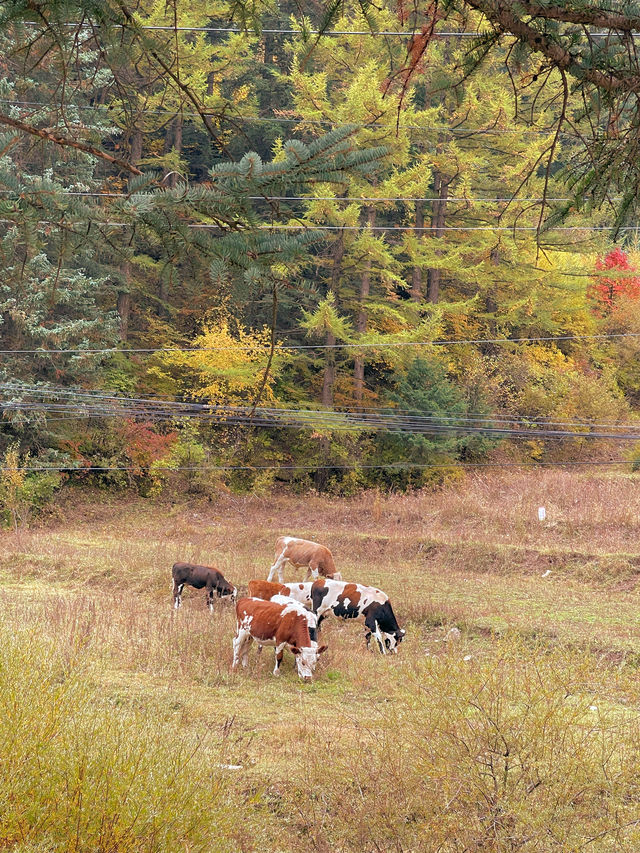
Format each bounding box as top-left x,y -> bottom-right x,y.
3,384 -> 637,430
18,22 -> 640,38
0,218 -> 628,233
3,395 -> 639,441
1,460 -> 637,473
0,98 -> 577,136
2,331 -> 640,355
0,188 -> 583,203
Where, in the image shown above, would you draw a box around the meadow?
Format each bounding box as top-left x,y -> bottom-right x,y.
2,469 -> 640,851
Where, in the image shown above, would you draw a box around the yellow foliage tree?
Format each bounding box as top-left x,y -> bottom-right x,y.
150,317 -> 285,405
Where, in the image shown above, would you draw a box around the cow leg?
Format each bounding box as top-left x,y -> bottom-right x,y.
207,586 -> 215,614
242,636 -> 253,667
232,630 -> 252,670
364,629 -> 372,649
273,643 -> 287,676
173,581 -> 184,610
364,613 -> 386,654
268,553 -> 287,583
373,620 -> 387,655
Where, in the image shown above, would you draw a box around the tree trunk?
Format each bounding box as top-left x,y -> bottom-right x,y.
117,136 -> 142,342
427,172 -> 449,304
354,206 -> 375,407
165,117 -> 183,188
117,281 -> 130,342
410,201 -> 424,301
321,230 -> 345,408
130,129 -> 142,166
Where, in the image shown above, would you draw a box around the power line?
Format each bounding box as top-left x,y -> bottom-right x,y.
17,23 -> 484,37
0,217 -> 628,233
3,393 -> 639,441
21,409 -> 640,433
2,332 -> 640,355
4,383 -> 636,430
19,22 -> 640,38
1,460 -> 637,473
0,188 -> 582,203
3,394 -> 635,432
0,99 -> 578,136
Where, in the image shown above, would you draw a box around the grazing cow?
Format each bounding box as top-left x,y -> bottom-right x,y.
232,596 -> 327,681
310,578 -> 405,654
247,579 -> 313,608
172,562 -> 237,612
267,536 -> 343,583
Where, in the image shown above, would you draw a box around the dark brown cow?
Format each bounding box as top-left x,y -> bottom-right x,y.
247,579 -> 313,607
310,578 -> 405,654
172,562 -> 237,613
232,597 -> 327,681
267,536 -> 342,583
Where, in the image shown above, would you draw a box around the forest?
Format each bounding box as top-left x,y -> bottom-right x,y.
3,0 -> 640,515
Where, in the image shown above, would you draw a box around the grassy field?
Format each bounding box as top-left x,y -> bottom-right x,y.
3,469 -> 640,851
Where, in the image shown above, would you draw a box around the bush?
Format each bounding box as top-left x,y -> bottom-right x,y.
0,624 -> 243,852
0,444 -> 61,529
66,420 -> 177,495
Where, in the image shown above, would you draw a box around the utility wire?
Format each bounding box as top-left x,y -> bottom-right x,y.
5,383 -> 638,430
18,23 -> 640,38
3,395 -> 639,441
0,98 -> 577,136
2,332 -> 640,355
0,188 -> 585,203
1,460 -> 637,473
0,218 -> 628,233
14,24 -> 490,37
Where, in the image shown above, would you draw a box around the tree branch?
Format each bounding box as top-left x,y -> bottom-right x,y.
465,0 -> 640,93
0,112 -> 142,175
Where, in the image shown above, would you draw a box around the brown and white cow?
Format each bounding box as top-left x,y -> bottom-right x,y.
247,579 -> 313,608
172,562 -> 237,612
232,596 -> 327,681
267,536 -> 342,583
310,578 -> 405,654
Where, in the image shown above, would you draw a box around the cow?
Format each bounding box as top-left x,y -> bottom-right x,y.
247,579 -> 313,608
267,536 -> 343,583
171,562 -> 237,612
232,596 -> 327,681
310,578 -> 405,654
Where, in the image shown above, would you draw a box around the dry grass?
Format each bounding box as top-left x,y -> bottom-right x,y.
3,470 -> 640,850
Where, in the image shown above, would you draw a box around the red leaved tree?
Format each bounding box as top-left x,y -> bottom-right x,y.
588,248 -> 640,312
114,420 -> 177,476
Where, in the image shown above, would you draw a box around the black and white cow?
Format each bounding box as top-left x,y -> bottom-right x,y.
310,578 -> 405,654
171,562 -> 237,612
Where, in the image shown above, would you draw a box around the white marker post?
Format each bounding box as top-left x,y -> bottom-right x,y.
538,506 -> 546,522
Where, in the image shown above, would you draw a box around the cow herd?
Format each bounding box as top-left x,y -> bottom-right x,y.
171,535 -> 405,682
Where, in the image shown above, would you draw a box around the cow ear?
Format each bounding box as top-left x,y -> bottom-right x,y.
317,644 -> 328,654
290,645 -> 301,655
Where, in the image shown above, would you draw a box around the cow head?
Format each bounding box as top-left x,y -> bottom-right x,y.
383,627 -> 406,654
293,643 -> 328,681
219,583 -> 237,602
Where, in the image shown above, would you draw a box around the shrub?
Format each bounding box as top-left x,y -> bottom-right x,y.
588,247 -> 640,313
0,623 -> 244,852
0,444 -> 61,529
